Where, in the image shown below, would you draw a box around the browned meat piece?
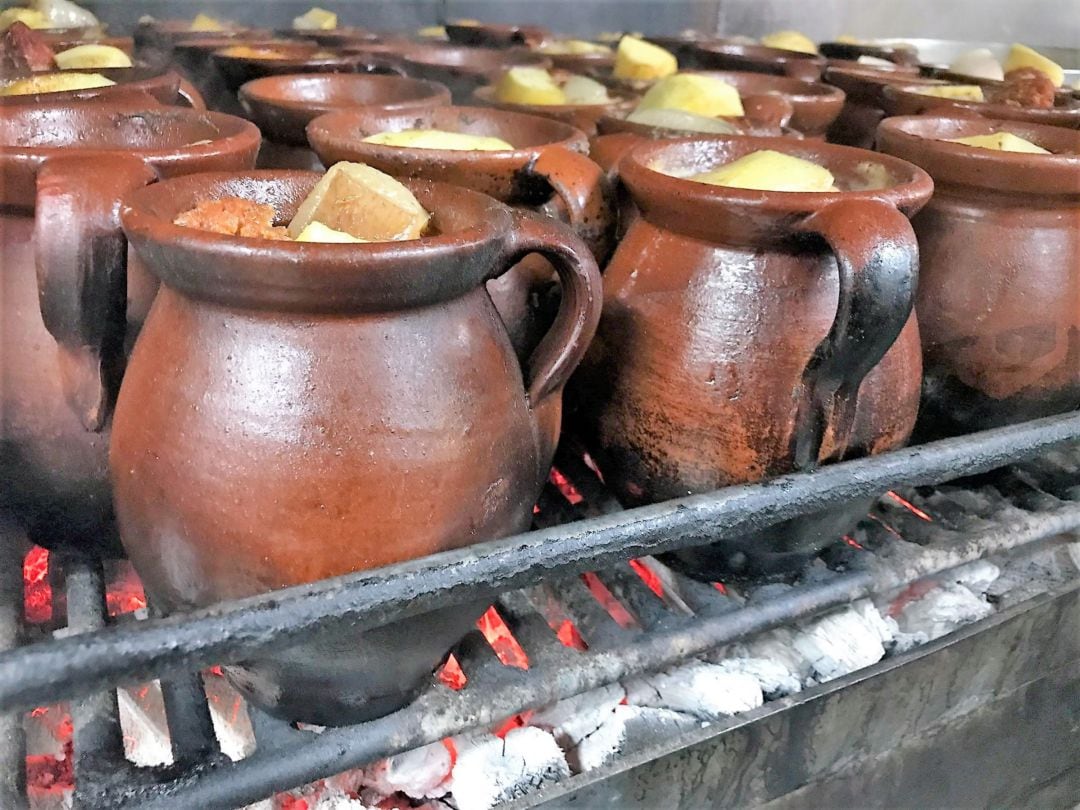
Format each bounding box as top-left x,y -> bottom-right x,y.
174,197 -> 291,241
990,67 -> 1057,109
1,21 -> 57,72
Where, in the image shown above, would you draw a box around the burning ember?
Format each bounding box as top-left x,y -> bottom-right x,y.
549,469 -> 583,505
438,654 -> 467,690
23,546 -> 51,624
477,607 -> 529,669
581,572 -> 636,629
628,559 -> 664,597
885,490 -> 933,521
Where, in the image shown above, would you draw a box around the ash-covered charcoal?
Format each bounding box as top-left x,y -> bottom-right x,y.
947,560 -> 1002,595
363,739 -> 453,800
572,705 -> 698,772
711,657 -> 803,699
528,683 -> 625,750
623,660 -> 763,720
894,583 -> 994,641
448,728 -> 569,810
118,683 -> 172,768
792,603 -> 889,682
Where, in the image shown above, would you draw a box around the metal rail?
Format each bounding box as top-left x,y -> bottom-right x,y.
0,411 -> 1078,716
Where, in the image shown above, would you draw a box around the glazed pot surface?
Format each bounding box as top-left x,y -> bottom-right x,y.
0,106 -> 259,551
568,135 -> 933,580
877,115 -> 1080,437
113,172 -> 600,723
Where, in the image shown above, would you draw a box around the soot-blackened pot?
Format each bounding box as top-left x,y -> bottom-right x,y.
568,136 -> 933,581
0,105 -> 259,552
113,171 -> 601,725
307,105 -> 615,358
877,115 -> 1080,436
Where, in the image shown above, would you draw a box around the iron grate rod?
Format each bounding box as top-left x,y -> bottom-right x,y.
0,526 -> 26,810
90,503 -> 1080,810
0,412 -> 1076,717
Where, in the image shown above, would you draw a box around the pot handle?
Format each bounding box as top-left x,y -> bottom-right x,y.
175,75 -> 207,110
35,154 -> 158,431
791,198 -> 918,471
498,210 -> 603,408
741,92 -> 795,131
531,146 -> 617,264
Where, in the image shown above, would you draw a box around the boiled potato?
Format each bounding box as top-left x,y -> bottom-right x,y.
562,74 -> 610,104
417,25 -> 446,38
625,107 -> 740,133
635,73 -> 744,118
613,35 -> 677,81
1004,44 -> 1064,87
947,132 -> 1050,154
55,44 -> 132,69
760,30 -> 817,54
362,129 -> 513,151
495,66 -> 566,105
293,7 -> 336,30
0,71 -> 115,95
189,13 -> 225,31
689,150 -> 837,192
288,162 -> 429,242
294,221 -> 367,243
917,84 -> 985,102
949,48 -> 1004,81
538,39 -> 611,55
0,7 -> 48,28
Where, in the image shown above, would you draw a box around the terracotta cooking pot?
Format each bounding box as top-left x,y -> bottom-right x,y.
239,73 -> 451,169
170,36 -> 296,115
568,136 -> 933,581
0,104 -> 259,552
212,42 -> 366,94
401,44 -> 551,102
691,42 -> 827,81
877,115 -> 1080,435
818,41 -> 921,67
882,81 -> 1080,130
133,20 -> 269,71
40,31 -> 133,54
275,27 -> 382,48
307,105 -> 614,358
445,22 -> 548,49
0,66 -> 205,109
535,48 -> 614,78
686,70 -> 845,139
113,171 -> 601,724
472,82 -> 636,136
824,65 -> 939,148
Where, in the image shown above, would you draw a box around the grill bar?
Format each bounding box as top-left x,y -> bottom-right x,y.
0,528 -> 25,810
93,503 -> 1080,810
1,412 -> 1077,717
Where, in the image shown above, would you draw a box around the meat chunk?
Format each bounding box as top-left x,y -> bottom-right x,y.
989,67 -> 1057,109
173,197 -> 291,240
1,21 -> 56,72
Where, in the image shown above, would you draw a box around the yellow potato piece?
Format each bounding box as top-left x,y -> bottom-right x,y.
495,66 -> 566,105
55,44 -> 132,69
626,107 -> 741,134
0,7 -> 48,29
293,7 -> 337,31
538,39 -> 611,55
1003,43 -> 1064,87
760,30 -> 818,54
288,162 -> 430,242
362,129 -> 513,151
189,13 -> 225,31
613,35 -> 677,81
561,74 -> 610,104
835,34 -> 861,44
947,132 -> 1050,154
635,73 -> 744,118
294,221 -> 367,243
0,71 -> 115,95
689,150 -> 837,192
917,84 -> 985,102
417,25 -> 446,38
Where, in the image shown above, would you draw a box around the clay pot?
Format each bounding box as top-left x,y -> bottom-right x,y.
401,44 -> 551,102
0,66 -> 205,109
877,115 -> 1080,436
645,35 -> 708,69
113,171 -> 601,724
882,82 -> 1080,130
567,136 -> 933,580
133,20 -> 269,72
537,49 -> 614,78
445,22 -> 548,49
275,27 -> 382,48
307,105 -> 615,356
472,83 -> 636,136
340,41 -> 418,75
818,41 -> 921,67
212,42 -> 366,92
239,73 -> 451,169
691,42 -> 827,81
0,105 -> 259,552
169,36 -> 293,115
41,31 -> 133,54
824,65 -> 939,148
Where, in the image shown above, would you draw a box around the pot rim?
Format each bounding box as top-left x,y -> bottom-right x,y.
876,114 -> 1080,195
619,135 -> 933,242
694,41 -> 828,67
402,44 -> 551,72
120,170 -> 517,313
472,83 -> 624,114
686,69 -> 845,103
211,44 -> 361,71
881,81 -> 1080,122
239,73 -> 452,115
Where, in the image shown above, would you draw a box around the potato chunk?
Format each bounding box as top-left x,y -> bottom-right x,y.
293,7 -> 337,31
495,66 -> 566,105
362,129 -> 513,151
947,132 -> 1050,154
916,84 -> 986,102
189,13 -> 225,31
760,30 -> 817,54
635,73 -> 744,118
294,221 -> 366,242
0,70 -> 114,95
626,107 -> 740,133
687,150 -> 837,192
562,74 -> 610,104
54,44 -> 132,69
613,35 -> 676,81
538,39 -> 611,55
288,162 -> 430,242
1003,44 -> 1064,88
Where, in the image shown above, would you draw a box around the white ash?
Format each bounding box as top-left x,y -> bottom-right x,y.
571,705 -> 698,773
529,683 -> 625,749
623,660 -> 763,720
711,657 -> 802,699
947,560 -> 1001,595
118,682 -> 172,767
853,598 -> 899,648
792,604 -> 888,682
204,673 -> 256,762
1067,540 -> 1080,572
893,583 -> 994,641
364,739 -> 452,799
448,727 -> 569,810
709,626 -> 817,686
